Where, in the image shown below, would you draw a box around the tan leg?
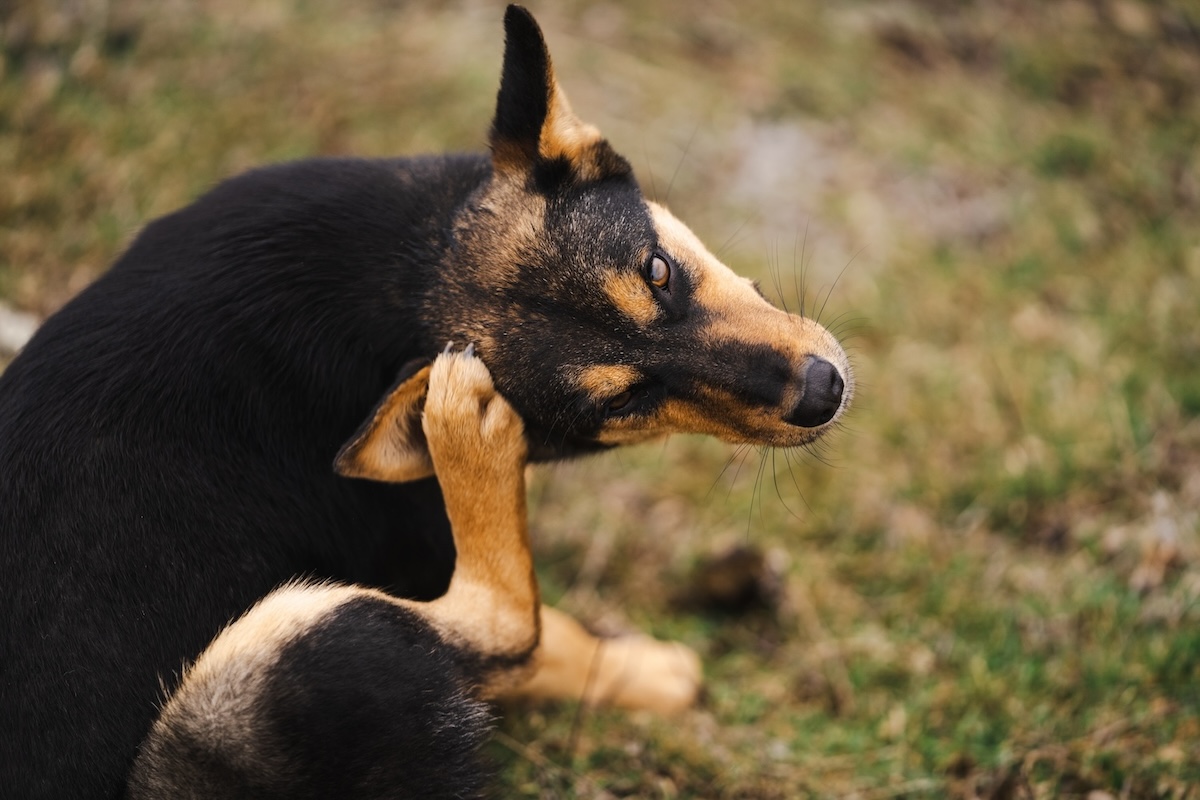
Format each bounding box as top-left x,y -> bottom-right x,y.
425,355 -> 701,713
337,348 -> 701,712
506,605 -> 702,715
334,348 -> 541,695
416,348 -> 543,695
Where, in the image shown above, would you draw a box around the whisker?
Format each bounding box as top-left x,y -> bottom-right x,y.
567,638 -> 606,760
715,215 -> 754,261
769,240 -> 791,316
816,247 -> 861,325
641,139 -> 659,203
826,314 -> 870,342
794,223 -> 811,319
770,448 -> 803,522
665,121 -> 701,205
747,445 -> 769,538
781,447 -> 816,517
707,443 -> 749,501
800,439 -> 836,470
725,444 -> 756,506
545,400 -> 591,454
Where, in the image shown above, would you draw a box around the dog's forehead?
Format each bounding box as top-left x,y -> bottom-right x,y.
547,179 -> 654,252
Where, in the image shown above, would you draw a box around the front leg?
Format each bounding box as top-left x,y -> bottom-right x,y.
506,606 -> 702,715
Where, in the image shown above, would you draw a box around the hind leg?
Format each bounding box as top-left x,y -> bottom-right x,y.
127,583 -> 495,800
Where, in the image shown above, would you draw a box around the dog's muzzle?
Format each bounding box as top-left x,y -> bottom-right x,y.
784,356 -> 846,428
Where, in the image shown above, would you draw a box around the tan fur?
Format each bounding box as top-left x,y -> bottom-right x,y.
509,606 -> 701,714
454,177 -> 548,290
649,201 -> 852,382
491,42 -> 611,182
415,350 -> 540,694
539,82 -> 607,180
154,30 -> 853,741
334,365 -> 434,482
142,582 -> 373,776
127,13 -> 858,795
571,363 -> 642,398
159,350 -> 543,737
581,202 -> 855,448
333,352 -> 699,708
602,269 -> 661,326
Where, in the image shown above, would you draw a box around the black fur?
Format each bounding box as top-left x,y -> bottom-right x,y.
491,6 -> 552,165
0,156 -> 485,798
126,598 -> 493,800
1,5 -> 850,797
0,9 -> 652,794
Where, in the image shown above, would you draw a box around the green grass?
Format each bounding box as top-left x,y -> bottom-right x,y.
3,0 -> 1199,796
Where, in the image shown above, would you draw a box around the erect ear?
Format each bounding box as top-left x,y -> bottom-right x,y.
334,360 -> 434,483
490,5 -> 632,182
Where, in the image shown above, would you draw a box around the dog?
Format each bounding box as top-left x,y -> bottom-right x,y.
0,6 -> 853,798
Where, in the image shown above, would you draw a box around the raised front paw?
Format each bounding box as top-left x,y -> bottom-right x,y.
422,345 -> 527,485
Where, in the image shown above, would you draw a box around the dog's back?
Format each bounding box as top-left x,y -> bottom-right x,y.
0,157 -> 485,797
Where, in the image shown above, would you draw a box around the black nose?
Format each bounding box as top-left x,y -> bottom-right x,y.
785,357 -> 844,428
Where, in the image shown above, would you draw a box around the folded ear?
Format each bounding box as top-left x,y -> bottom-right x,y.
490,5 -> 631,183
334,361 -> 434,483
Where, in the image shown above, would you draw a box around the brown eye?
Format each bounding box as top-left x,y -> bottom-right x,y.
607,390 -> 634,414
648,254 -> 670,289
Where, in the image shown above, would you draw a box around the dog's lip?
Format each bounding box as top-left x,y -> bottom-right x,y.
524,432 -> 615,462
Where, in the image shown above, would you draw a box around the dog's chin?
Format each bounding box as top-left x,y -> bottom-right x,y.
715,424 -> 833,451
524,422 -> 843,462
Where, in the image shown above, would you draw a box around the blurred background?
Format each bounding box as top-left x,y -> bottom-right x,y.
2,1 -> 1198,796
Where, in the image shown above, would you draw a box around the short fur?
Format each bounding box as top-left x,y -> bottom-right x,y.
127,350 -> 535,799
0,6 -> 853,798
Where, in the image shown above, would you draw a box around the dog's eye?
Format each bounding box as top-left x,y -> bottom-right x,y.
606,390 -> 634,415
647,254 -> 671,289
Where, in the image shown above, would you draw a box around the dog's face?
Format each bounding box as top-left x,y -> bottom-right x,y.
450,183 -> 852,459
337,6 -> 853,481
452,7 -> 852,460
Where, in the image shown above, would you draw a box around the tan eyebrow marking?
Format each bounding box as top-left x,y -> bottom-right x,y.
602,270 -> 660,326
571,364 -> 642,398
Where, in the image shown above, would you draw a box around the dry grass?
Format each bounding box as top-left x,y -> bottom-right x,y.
3,0 -> 1199,796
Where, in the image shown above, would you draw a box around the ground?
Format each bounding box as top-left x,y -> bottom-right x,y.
2,1 -> 1198,797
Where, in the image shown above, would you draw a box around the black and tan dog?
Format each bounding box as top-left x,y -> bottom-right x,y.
0,6 -> 853,798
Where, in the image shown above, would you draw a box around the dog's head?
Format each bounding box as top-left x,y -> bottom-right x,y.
336,5 -> 853,481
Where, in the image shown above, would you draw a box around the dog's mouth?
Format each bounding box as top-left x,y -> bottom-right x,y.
525,430 -> 617,462
689,351 -> 854,449
520,348 -> 854,461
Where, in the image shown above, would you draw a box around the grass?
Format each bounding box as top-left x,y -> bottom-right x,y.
3,0 -> 1199,796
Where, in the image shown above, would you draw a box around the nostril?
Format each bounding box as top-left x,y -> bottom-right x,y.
829,369 -> 845,404
785,356 -> 844,428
